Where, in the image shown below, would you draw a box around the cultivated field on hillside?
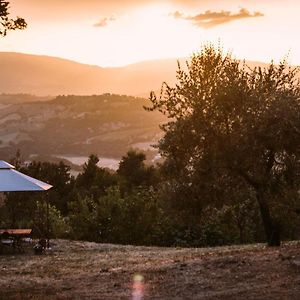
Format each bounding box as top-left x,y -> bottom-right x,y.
0,94 -> 165,167
0,240 -> 300,299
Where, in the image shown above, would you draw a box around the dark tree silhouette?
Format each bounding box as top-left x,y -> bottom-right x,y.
76,154 -> 116,199
117,150 -> 157,193
0,0 -> 26,37
148,44 -> 300,246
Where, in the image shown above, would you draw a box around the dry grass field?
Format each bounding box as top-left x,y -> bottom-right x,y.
0,240 -> 300,299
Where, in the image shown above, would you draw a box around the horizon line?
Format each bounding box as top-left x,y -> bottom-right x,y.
0,50 -> 291,68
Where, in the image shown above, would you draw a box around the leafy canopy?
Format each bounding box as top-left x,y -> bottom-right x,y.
148,44 -> 300,187
148,44 -> 300,246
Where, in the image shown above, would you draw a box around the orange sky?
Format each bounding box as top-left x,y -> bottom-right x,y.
0,0 -> 299,67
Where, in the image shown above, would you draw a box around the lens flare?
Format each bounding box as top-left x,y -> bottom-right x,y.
132,273 -> 144,300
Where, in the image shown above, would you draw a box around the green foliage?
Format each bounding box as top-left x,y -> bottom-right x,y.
68,195 -> 98,241
117,150 -> 158,194
68,187 -> 166,245
34,201 -> 70,239
4,192 -> 38,228
19,160 -> 73,215
117,188 -> 163,245
148,44 -> 300,246
118,150 -> 147,186
1,146 -> 298,246
76,154 -> 117,199
49,206 -> 70,239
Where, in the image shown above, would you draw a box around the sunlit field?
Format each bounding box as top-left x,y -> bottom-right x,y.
1,240 -> 300,299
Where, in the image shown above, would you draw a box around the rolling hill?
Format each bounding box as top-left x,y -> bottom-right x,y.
0,94 -> 166,169
0,52 -> 180,96
0,52 -> 285,97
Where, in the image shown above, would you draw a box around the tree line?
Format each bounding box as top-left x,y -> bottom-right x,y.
1,45 -> 300,247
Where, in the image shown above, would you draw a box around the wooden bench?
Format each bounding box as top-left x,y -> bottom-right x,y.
0,229 -> 32,253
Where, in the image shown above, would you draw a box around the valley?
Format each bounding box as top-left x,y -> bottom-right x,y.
0,94 -> 166,170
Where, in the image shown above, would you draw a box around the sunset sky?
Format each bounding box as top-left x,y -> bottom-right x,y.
0,0 -> 299,67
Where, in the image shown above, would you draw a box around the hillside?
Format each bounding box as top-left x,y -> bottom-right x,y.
0,94 -> 51,104
0,94 -> 166,169
0,52 -> 286,97
0,52 -> 180,96
0,240 -> 299,299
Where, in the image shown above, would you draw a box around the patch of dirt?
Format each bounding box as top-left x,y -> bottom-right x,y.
0,240 -> 300,299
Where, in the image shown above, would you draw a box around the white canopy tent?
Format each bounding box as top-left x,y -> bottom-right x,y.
0,160 -> 52,192
0,160 -> 53,248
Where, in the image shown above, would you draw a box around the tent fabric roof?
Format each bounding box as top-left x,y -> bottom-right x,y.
0,160 -> 15,169
0,160 -> 53,192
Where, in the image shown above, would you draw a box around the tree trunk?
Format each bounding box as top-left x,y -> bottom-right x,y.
256,188 -> 280,246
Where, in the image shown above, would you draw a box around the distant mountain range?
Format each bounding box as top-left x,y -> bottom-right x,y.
0,52 -> 182,96
0,52 -> 291,97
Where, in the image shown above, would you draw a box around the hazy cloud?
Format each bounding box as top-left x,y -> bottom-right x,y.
94,15 -> 116,27
170,8 -> 264,28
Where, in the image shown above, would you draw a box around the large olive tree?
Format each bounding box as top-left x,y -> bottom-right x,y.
148,45 -> 300,246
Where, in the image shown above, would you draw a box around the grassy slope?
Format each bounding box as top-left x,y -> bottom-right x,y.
0,240 -> 299,299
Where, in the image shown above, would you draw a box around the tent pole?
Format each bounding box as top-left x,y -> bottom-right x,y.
46,193 -> 50,248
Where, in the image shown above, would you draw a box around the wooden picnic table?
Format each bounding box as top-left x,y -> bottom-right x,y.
0,229 -> 32,236
0,229 -> 32,253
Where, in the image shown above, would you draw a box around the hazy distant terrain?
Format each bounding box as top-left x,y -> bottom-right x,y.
0,94 -> 166,168
0,52 -> 181,96
0,52 -> 286,97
